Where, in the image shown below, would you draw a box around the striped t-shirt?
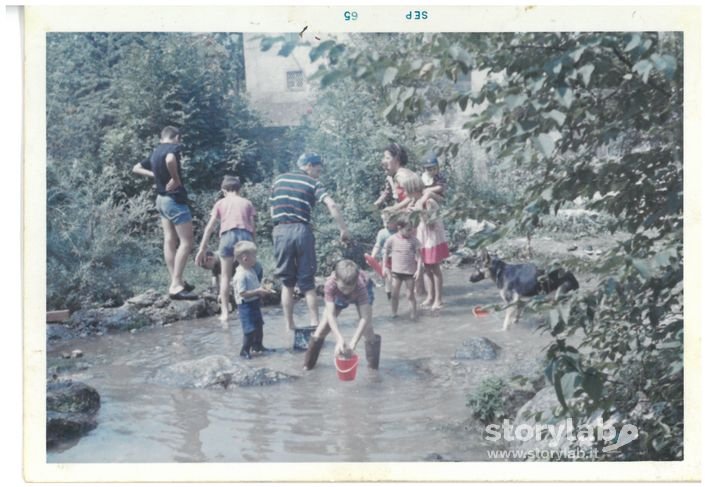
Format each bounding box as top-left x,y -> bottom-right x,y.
270,170 -> 329,224
384,233 -> 421,275
323,271 -> 371,306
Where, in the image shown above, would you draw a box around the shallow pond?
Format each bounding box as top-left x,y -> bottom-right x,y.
47,268 -> 553,462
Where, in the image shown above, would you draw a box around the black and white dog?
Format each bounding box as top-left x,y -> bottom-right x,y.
470,250 -> 579,330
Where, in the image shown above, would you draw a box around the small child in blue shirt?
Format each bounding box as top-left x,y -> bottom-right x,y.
232,241 -> 274,359
370,209 -> 397,300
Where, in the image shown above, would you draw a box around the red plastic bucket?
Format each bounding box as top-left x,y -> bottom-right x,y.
335,353 -> 359,381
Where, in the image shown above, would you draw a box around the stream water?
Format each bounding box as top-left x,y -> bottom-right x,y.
47,268 -> 553,463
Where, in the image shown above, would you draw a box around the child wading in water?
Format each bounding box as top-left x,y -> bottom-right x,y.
199,250 -> 264,313
303,259 -> 381,371
370,209 -> 397,300
232,241 -> 274,359
382,213 -> 423,319
195,175 -> 257,323
401,171 -> 450,310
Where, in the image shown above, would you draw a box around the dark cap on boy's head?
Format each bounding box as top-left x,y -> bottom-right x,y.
221,175 -> 241,192
297,152 -> 323,168
422,152 -> 439,167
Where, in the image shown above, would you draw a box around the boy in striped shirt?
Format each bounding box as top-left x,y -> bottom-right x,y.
269,152 -> 350,340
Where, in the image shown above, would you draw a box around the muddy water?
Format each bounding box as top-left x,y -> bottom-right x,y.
47,268 -> 553,462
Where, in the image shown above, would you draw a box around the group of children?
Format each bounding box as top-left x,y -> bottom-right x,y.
194,151 -> 448,368
371,153 -> 449,319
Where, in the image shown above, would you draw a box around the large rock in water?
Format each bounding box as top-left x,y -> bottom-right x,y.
46,380 -> 101,448
152,355 -> 296,389
454,337 -> 501,360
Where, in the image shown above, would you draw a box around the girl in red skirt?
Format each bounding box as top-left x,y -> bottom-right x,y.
398,172 -> 450,311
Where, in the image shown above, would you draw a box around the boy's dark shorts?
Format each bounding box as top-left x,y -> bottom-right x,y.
334,278 -> 375,310
392,272 -> 415,281
272,223 -> 316,292
238,299 -> 263,335
156,195 -> 192,225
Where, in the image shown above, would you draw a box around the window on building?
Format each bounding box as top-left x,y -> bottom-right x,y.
286,70 -> 304,91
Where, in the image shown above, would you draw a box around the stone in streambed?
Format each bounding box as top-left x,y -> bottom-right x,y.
152,355 -> 234,389
454,337 -> 501,360
152,355 -> 296,389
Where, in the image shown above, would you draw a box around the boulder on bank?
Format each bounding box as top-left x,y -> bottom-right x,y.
126,289 -> 218,324
151,355 -> 296,389
508,386 -> 567,454
510,385 -> 623,457
138,298 -> 216,326
67,306 -> 151,334
46,380 -> 101,448
47,324 -> 75,341
61,290 -> 219,338
454,337 -> 501,360
514,386 -> 561,424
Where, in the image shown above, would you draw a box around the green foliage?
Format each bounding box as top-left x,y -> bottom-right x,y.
46,162 -> 162,310
466,378 -> 509,424
47,33 -> 262,195
535,242 -> 683,460
46,33 -> 265,308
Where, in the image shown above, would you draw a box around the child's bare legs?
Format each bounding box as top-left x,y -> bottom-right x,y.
415,271 -> 427,299
428,263 -> 444,310
405,278 -> 417,319
390,276 -> 403,318
312,312 -> 333,339
421,265 -> 435,307
218,256 -> 234,322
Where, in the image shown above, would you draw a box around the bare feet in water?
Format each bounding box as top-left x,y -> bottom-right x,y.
219,314 -> 229,328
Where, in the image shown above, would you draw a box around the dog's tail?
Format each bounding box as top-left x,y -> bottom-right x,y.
545,269 -> 580,295
559,271 -> 579,293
